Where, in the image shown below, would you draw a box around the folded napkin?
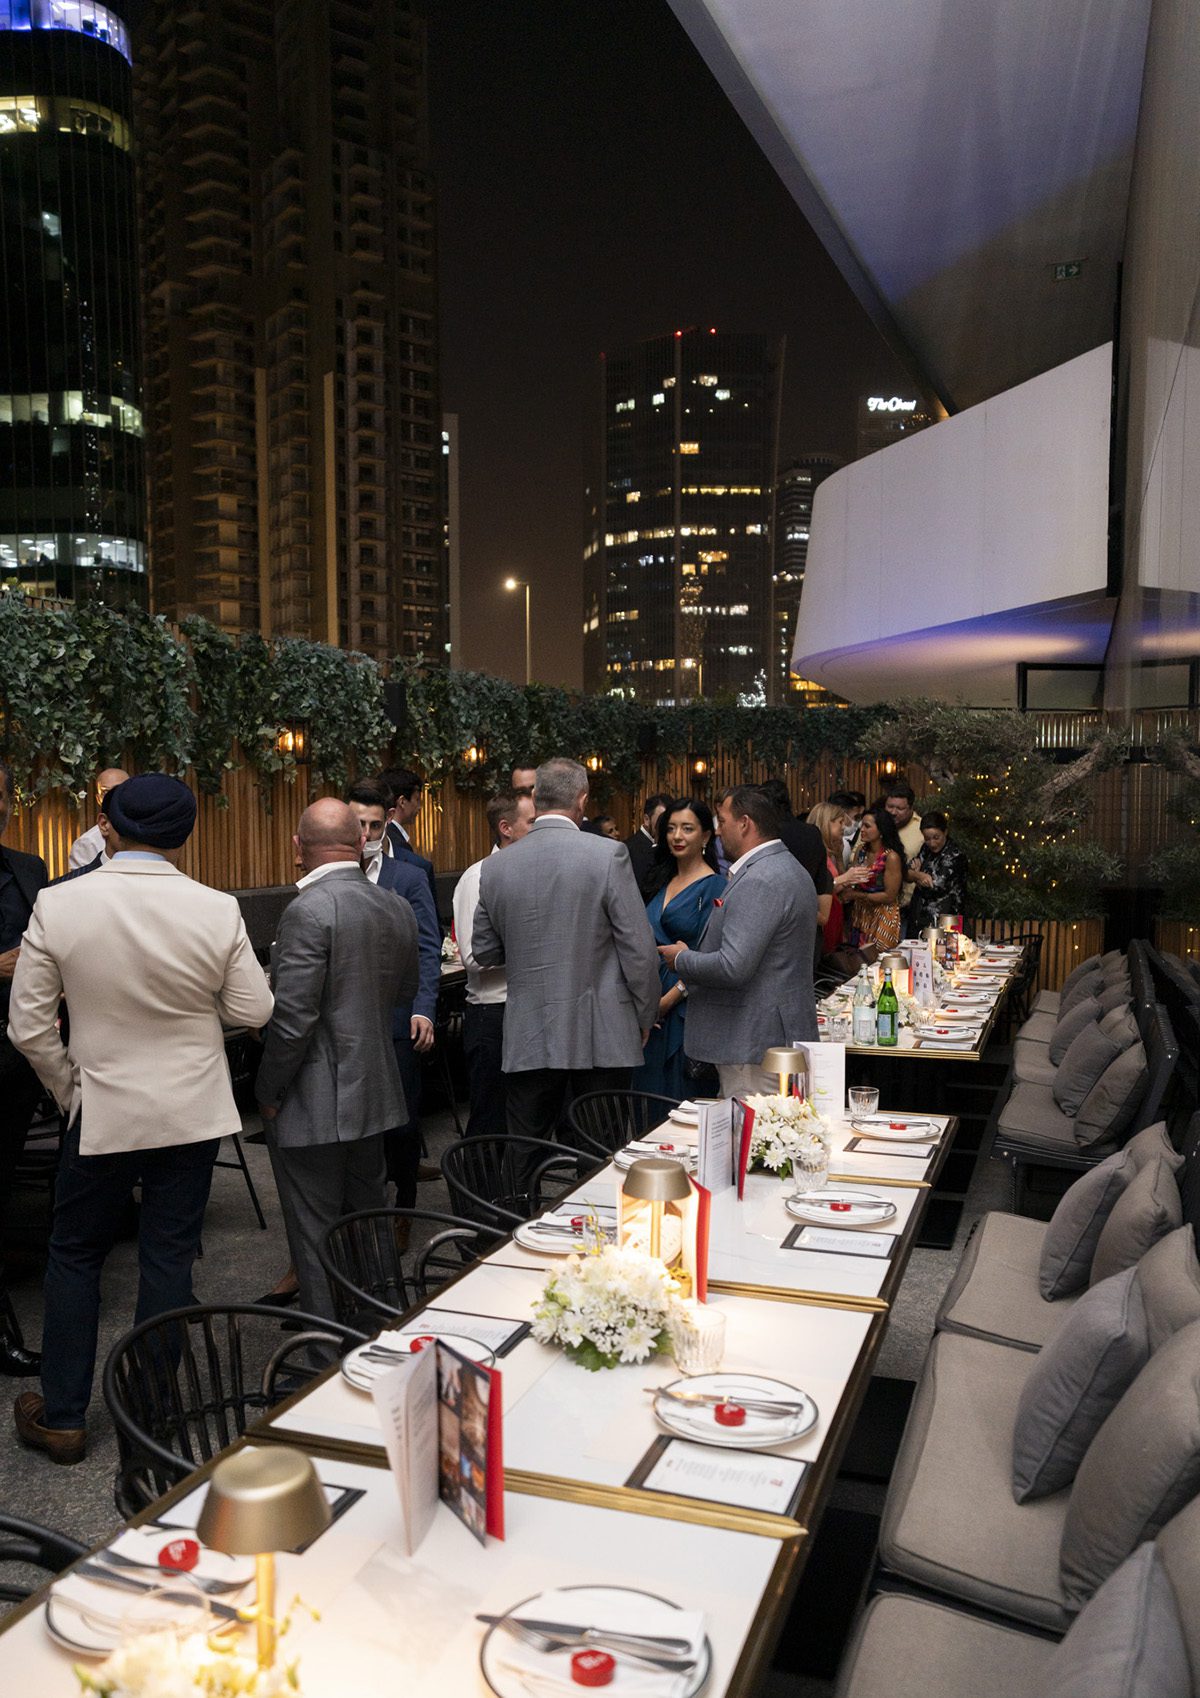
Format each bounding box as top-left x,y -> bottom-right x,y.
493,1589 -> 705,1698
621,1141 -> 694,1163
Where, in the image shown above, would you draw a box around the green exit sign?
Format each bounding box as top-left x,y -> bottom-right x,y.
1054,261 -> 1083,280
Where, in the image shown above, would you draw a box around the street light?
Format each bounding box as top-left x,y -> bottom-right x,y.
504,576 -> 532,685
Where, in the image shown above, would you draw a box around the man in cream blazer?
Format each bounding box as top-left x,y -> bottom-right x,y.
8,775 -> 273,1463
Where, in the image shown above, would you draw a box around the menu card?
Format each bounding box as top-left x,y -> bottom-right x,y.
734,1097 -> 755,1200
628,1436 -> 807,1518
797,1041 -> 844,1125
696,1099 -> 734,1194
681,1178 -> 711,1301
373,1340 -> 504,1551
415,1309 -> 531,1357
844,1135 -> 935,1159
782,1224 -> 895,1260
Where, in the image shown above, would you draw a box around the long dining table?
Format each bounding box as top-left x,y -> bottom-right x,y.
0,1102 -> 958,1697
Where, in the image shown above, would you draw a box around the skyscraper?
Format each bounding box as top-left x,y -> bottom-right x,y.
771,453 -> 842,700
585,327 -> 783,705
856,390 -> 938,459
0,1 -> 146,602
136,0 -> 445,665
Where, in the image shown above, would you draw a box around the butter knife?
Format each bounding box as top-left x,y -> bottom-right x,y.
75,1561 -> 245,1623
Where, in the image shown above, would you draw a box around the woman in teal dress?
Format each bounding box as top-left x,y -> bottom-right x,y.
633,799 -> 725,1101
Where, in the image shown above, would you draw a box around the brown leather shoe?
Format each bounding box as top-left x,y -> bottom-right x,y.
13,1390 -> 86,1465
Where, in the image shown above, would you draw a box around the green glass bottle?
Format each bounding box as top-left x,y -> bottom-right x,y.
876,969 -> 899,1047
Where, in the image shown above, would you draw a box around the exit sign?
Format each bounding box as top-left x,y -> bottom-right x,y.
1054,261 -> 1083,280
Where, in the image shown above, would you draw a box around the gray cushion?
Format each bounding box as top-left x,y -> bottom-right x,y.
835,1592 -> 1056,1698
1134,1224 -> 1200,1350
998,1083 -> 1106,1156
941,1210 -> 1080,1349
1059,954 -> 1102,995
1060,1319 -> 1200,1609
1043,1542 -> 1191,1698
1048,997 -> 1102,1065
1012,1267 -> 1150,1501
1039,1151 -> 1140,1299
880,1331 -> 1071,1630
1156,1494 -> 1200,1690
1033,990 -> 1061,1015
1053,1024 -> 1123,1116
1096,982 -> 1133,1015
1036,1124 -> 1182,1300
1099,948 -> 1125,968
1013,1039 -> 1058,1088
1060,970 -> 1105,1015
1099,1005 -> 1139,1046
1018,1010 -> 1058,1043
1090,1156 -> 1182,1285
1074,1042 -> 1148,1149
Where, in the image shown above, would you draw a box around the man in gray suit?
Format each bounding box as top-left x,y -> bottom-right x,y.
256,798 -> 418,1321
660,785 -> 818,1099
473,757 -> 660,1143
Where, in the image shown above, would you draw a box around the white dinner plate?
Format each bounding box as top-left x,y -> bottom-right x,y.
936,998 -> 992,1010
480,1585 -> 712,1698
848,1116 -> 939,1141
784,1190 -> 898,1228
613,1143 -> 696,1172
341,1331 -> 494,1391
669,1102 -> 701,1124
652,1372 -> 818,1449
918,1008 -> 979,1023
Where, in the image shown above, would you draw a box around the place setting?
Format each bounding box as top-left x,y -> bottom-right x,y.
512,1203 -> 620,1255
341,1327 -> 499,1392
784,1188 -> 898,1229
647,1372 -> 819,1451
613,1140 -> 697,1173
478,1583 -> 712,1698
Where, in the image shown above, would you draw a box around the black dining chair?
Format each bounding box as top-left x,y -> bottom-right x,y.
992,929 -> 1044,1027
103,1302 -> 366,1518
563,1090 -> 682,1163
0,1514 -> 87,1605
439,1136 -> 596,1233
317,1207 -> 505,1332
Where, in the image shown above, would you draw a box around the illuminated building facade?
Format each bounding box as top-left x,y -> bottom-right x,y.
586,327 -> 783,704
137,0 -> 445,663
856,391 -> 937,460
0,0 -> 146,600
771,453 -> 842,700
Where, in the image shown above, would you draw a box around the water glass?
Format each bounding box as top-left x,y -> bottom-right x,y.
830,1013 -> 852,1043
670,1302 -> 727,1375
847,1085 -> 880,1118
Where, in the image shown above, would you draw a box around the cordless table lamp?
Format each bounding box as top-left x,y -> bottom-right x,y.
761,1046 -> 809,1098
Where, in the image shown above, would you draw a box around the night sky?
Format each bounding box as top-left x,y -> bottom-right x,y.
427,0 -> 911,689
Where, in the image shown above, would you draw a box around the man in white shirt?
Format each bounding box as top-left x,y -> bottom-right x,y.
883,781 -> 924,929
452,788 -> 536,1138
67,767 -> 130,871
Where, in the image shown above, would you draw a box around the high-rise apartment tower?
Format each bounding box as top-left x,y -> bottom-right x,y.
772,453 -> 842,699
136,0 -> 445,663
0,1 -> 146,601
585,327 -> 783,704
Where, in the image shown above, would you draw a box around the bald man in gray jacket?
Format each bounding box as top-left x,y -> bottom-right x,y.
473,758 -> 660,1144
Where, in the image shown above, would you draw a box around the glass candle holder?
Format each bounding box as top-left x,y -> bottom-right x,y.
669,1302 -> 727,1375
791,1147 -> 830,1192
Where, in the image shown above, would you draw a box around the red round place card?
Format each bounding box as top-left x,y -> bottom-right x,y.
409,1335 -> 437,1351
158,1537 -> 200,1573
572,1651 -> 615,1686
714,1402 -> 746,1427
888,1121 -> 907,1129
830,1201 -> 852,1212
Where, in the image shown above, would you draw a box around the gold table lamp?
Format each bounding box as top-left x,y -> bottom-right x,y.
619,1156 -> 692,1260
197,1447 -> 331,1667
761,1046 -> 809,1098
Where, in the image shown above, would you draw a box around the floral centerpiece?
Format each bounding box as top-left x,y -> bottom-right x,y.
76,1629 -> 301,1697
532,1242 -> 683,1371
745,1095 -> 831,1183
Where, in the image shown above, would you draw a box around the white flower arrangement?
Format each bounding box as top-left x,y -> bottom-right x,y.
745,1094 -> 831,1180
531,1242 -> 682,1371
76,1629 -> 300,1698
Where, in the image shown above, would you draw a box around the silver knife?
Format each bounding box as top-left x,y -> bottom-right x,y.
649,1385 -> 810,1417
75,1561 -> 246,1623
475,1614 -> 693,1656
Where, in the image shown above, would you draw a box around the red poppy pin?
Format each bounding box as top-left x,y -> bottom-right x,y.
714,898 -> 724,908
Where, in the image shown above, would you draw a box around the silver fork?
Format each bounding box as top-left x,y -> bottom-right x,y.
90,1546 -> 250,1596
488,1615 -> 696,1672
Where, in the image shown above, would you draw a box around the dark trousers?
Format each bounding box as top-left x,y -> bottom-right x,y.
463,1002 -> 507,1140
384,1022 -> 422,1207
0,1038 -> 43,1212
265,1132 -> 387,1324
40,1121 -> 219,1429
505,1066 -> 632,1145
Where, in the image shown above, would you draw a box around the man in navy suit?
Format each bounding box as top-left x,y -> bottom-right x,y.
378,767 -> 438,914
346,783 -> 440,1205
0,760 -> 49,1375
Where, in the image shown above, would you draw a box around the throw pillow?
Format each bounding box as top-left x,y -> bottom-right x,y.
1097,982 -> 1133,1015
1039,1150 -> 1137,1299
1042,1543 -> 1190,1698
1090,1157 -> 1182,1285
1099,948 -> 1125,968
1053,1024 -> 1123,1117
1124,1121 -> 1182,1172
1073,1042 -> 1148,1149
1060,1319 -> 1200,1609
1012,1266 -> 1150,1501
1060,953 -> 1102,995
1133,1225 -> 1200,1351
1059,970 -> 1105,1016
1048,997 -> 1102,1065
1098,1005 -> 1139,1049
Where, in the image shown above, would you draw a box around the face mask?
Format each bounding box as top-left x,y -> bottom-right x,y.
362,836 -> 384,860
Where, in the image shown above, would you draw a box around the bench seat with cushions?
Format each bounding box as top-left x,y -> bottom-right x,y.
838,1492 -> 1200,1698
1011,998 -> 1139,1090
937,1122 -> 1189,1350
881,1231 -> 1200,1630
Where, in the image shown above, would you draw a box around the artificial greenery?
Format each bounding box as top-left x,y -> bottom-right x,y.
859,700 -> 1125,919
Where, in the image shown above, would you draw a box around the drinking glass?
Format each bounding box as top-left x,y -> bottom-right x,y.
830,1013 -> 852,1043
847,1085 -> 880,1117
669,1302 -> 727,1375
